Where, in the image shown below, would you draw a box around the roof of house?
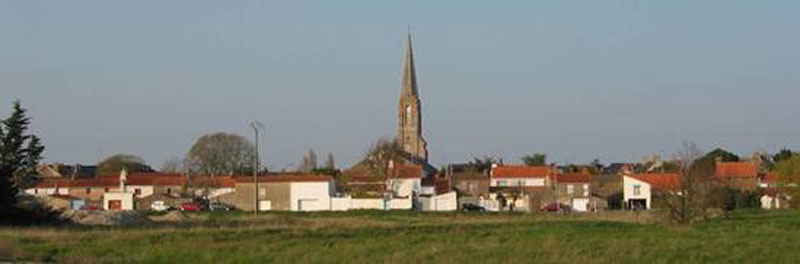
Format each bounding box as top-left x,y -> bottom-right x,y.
715,162 -> 758,179
234,174 -> 331,183
391,164 -> 422,179
630,173 -> 680,191
555,173 -> 592,183
492,165 -> 551,179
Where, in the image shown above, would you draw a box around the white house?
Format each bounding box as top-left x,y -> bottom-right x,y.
103,169 -> 135,210
623,176 -> 651,210
623,173 -> 679,210
489,164 -> 551,188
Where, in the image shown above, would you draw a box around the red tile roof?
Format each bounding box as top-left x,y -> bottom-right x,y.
555,173 -> 592,183
715,162 -> 758,179
233,174 -> 331,183
492,165 -> 551,179
391,164 -> 422,179
631,173 -> 680,191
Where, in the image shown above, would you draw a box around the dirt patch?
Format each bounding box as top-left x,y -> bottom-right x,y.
149,211 -> 189,222
62,210 -> 150,226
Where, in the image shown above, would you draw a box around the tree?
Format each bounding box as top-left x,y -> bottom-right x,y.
97,154 -> 154,175
521,153 -> 546,166
187,132 -> 256,176
300,149 -> 318,172
324,152 -> 335,170
361,138 -> 410,179
1,100 -> 47,224
700,148 -> 740,163
773,148 -> 795,164
467,156 -> 497,174
776,154 -> 800,208
161,156 -> 186,173
664,141 -> 715,224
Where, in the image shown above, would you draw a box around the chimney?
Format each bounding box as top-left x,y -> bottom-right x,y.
119,168 -> 128,192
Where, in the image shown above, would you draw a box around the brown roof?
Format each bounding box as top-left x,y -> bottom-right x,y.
555,173 -> 592,183
234,174 -> 331,183
631,173 -> 680,191
715,162 -> 758,179
391,164 -> 422,179
492,165 -> 551,179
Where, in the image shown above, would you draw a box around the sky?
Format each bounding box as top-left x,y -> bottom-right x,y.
1,1 -> 799,171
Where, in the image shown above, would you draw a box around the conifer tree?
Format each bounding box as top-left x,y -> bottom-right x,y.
0,100 -> 45,222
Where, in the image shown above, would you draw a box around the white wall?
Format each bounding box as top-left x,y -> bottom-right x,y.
350,198 -> 385,210
26,187 -> 69,196
419,192 -> 457,211
623,176 -> 652,209
387,178 -> 420,197
127,185 -> 154,198
103,192 -> 134,210
491,178 -> 546,187
289,181 -> 332,211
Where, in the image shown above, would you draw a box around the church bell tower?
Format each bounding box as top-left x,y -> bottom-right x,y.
397,33 -> 428,162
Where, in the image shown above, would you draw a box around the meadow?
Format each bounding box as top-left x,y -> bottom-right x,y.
1,209 -> 799,263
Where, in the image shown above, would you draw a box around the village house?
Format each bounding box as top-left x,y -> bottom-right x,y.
444,163 -> 491,208
554,173 -> 605,212
222,175 -> 335,211
622,173 -> 680,210
489,164 -> 555,211
715,161 -> 760,190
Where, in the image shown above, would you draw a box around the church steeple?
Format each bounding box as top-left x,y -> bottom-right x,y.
401,33 -> 418,98
397,33 -> 428,162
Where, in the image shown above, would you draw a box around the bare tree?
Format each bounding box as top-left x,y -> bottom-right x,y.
300,149 -> 318,172
664,141 -> 715,224
187,132 -> 256,176
324,152 -> 335,169
161,156 -> 186,173
361,138 -> 409,179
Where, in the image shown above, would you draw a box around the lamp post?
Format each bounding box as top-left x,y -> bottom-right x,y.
250,121 -> 265,216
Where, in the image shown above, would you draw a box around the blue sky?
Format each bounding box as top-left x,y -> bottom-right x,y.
1,1 -> 799,170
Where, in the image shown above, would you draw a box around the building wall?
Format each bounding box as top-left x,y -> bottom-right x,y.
289,181 -> 332,211
127,185 -> 154,199
230,182 -> 291,211
623,176 -> 652,209
491,178 -> 546,187
387,178 -> 420,197
103,192 -> 134,210
555,183 -> 591,204
451,177 -> 490,198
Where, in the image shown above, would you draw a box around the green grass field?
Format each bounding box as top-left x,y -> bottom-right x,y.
1,210 -> 799,263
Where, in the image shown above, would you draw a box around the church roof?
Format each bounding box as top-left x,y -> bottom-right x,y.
401,33 -> 418,97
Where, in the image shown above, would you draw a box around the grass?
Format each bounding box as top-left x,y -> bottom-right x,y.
1,210 -> 800,263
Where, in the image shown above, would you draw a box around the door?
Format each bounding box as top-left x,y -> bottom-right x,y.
108,200 -> 122,210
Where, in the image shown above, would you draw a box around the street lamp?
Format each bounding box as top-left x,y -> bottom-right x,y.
250,121 -> 265,216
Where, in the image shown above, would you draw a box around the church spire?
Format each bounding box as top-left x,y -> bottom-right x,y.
401,33 -> 418,97
397,32 -> 428,163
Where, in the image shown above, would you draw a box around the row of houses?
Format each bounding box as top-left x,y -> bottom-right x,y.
25,159 -> 787,212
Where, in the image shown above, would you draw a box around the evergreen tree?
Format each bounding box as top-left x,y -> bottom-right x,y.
0,100 -> 45,223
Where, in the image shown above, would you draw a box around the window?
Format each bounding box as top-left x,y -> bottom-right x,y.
633,185 -> 641,196
134,188 -> 141,196
166,188 -> 172,195
468,182 -> 475,192
85,188 -> 91,195
567,184 -> 574,195
259,188 -> 266,198
583,184 -> 589,196
498,180 -> 508,187
104,188 -> 109,192
405,105 -> 412,120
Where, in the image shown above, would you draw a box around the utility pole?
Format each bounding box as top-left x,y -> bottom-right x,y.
250,121 -> 265,216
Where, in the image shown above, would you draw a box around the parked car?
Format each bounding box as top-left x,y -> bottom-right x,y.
179,202 -> 203,211
151,201 -> 172,212
540,203 -> 572,212
209,203 -> 234,211
461,203 -> 487,212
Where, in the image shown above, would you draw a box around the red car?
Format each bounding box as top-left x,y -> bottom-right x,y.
540,203 -> 572,212
179,202 -> 203,211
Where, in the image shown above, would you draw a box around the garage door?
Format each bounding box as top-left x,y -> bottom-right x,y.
298,199 -> 319,211
572,198 -> 590,212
